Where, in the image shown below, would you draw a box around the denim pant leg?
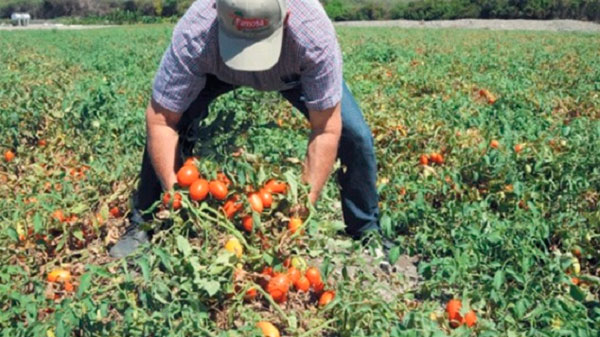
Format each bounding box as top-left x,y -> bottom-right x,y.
280,81 -> 380,238
133,75 -> 236,220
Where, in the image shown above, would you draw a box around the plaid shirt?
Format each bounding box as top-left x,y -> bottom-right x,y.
152,0 -> 343,113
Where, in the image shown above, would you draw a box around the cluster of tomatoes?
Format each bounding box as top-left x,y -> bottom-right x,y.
419,152 -> 444,166
165,157 -> 335,337
445,299 -> 477,329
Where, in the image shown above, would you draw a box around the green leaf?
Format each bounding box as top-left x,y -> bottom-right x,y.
77,273 -> 92,297
6,227 -> 18,242
33,213 -> 43,233
389,246 -> 400,264
176,235 -> 192,258
570,284 -> 586,302
493,270 -> 504,290
137,257 -> 151,283
202,280 -> 220,296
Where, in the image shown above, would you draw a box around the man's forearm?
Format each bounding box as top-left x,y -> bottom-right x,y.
305,130 -> 340,203
145,100 -> 183,191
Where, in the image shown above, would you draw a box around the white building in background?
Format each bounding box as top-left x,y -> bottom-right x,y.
11,13 -> 31,26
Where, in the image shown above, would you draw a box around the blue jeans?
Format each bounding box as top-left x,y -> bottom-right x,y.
135,75 -> 379,238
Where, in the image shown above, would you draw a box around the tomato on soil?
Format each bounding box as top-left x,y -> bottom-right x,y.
294,276 -> 310,292
305,267 -> 322,287
490,139 -> 499,149
446,299 -> 462,322
209,180 -> 228,200
244,287 -> 257,301
267,274 -> 290,303
177,165 -> 199,187
429,152 -> 444,165
256,322 -> 280,337
319,290 -> 335,307
419,154 -> 428,166
514,143 -> 524,153
287,266 -> 301,284
4,150 -> 15,162
288,217 -> 302,234
109,206 -> 121,218
47,269 -> 71,283
189,179 -> 209,201
52,210 -> 66,222
464,310 -> 477,327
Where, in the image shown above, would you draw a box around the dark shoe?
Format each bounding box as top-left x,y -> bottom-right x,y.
360,232 -> 397,273
109,212 -> 150,258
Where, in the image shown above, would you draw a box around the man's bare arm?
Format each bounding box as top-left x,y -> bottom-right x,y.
145,99 -> 183,191
304,102 -> 342,204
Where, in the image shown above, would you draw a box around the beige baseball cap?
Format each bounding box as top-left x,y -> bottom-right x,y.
217,0 -> 287,71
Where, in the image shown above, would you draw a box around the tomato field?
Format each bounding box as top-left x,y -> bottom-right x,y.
1,25 -> 599,336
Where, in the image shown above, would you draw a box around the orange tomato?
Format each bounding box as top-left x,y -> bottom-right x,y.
241,215 -> 253,232
223,195 -> 242,218
305,267 -> 322,287
256,322 -> 280,337
177,165 -> 199,187
4,150 -> 15,162
47,269 -> 71,283
172,193 -> 182,210
429,153 -> 444,165
446,299 -> 462,322
463,310 -> 477,327
52,210 -> 65,223
267,274 -> 290,303
209,180 -> 228,200
264,179 -> 287,194
514,143 -> 524,153
419,154 -> 428,166
318,290 -> 335,307
244,287 -> 257,301
183,156 -> 198,166
109,206 -> 121,218
38,139 -> 47,147
63,281 -> 74,292
248,193 -> 264,213
288,217 -> 302,234
294,276 -> 310,292
287,266 -> 301,284
490,139 -> 499,149
189,179 -> 209,201
258,189 -> 273,208
217,172 -> 231,188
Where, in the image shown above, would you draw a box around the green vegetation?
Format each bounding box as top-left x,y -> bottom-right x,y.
1,25 -> 600,336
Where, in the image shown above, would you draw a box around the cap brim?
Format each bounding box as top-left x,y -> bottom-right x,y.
219,26 -> 283,72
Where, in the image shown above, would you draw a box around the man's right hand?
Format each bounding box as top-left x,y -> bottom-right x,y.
145,99 -> 183,190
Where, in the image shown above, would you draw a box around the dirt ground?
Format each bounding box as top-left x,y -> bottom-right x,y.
1,19 -> 599,32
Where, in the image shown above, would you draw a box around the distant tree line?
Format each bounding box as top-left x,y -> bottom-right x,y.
1,0 -> 599,22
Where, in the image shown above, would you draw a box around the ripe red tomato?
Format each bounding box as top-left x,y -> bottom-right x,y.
490,139 -> 499,149
172,193 -> 182,210
241,215 -> 253,232
318,290 -> 335,307
109,206 -> 121,218
189,179 -> 209,201
244,287 -> 257,301
4,150 -> 15,162
223,195 -> 242,219
209,180 -> 228,200
177,165 -> 199,187
464,310 -> 477,327
248,193 -> 264,213
294,276 -> 310,292
430,153 -> 444,165
305,267 -> 322,287
267,274 -> 290,303
264,179 -> 287,194
287,267 -> 301,284
419,154 -> 428,166
183,156 -> 198,166
52,210 -> 65,222
258,188 -> 273,208
446,299 -> 462,322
